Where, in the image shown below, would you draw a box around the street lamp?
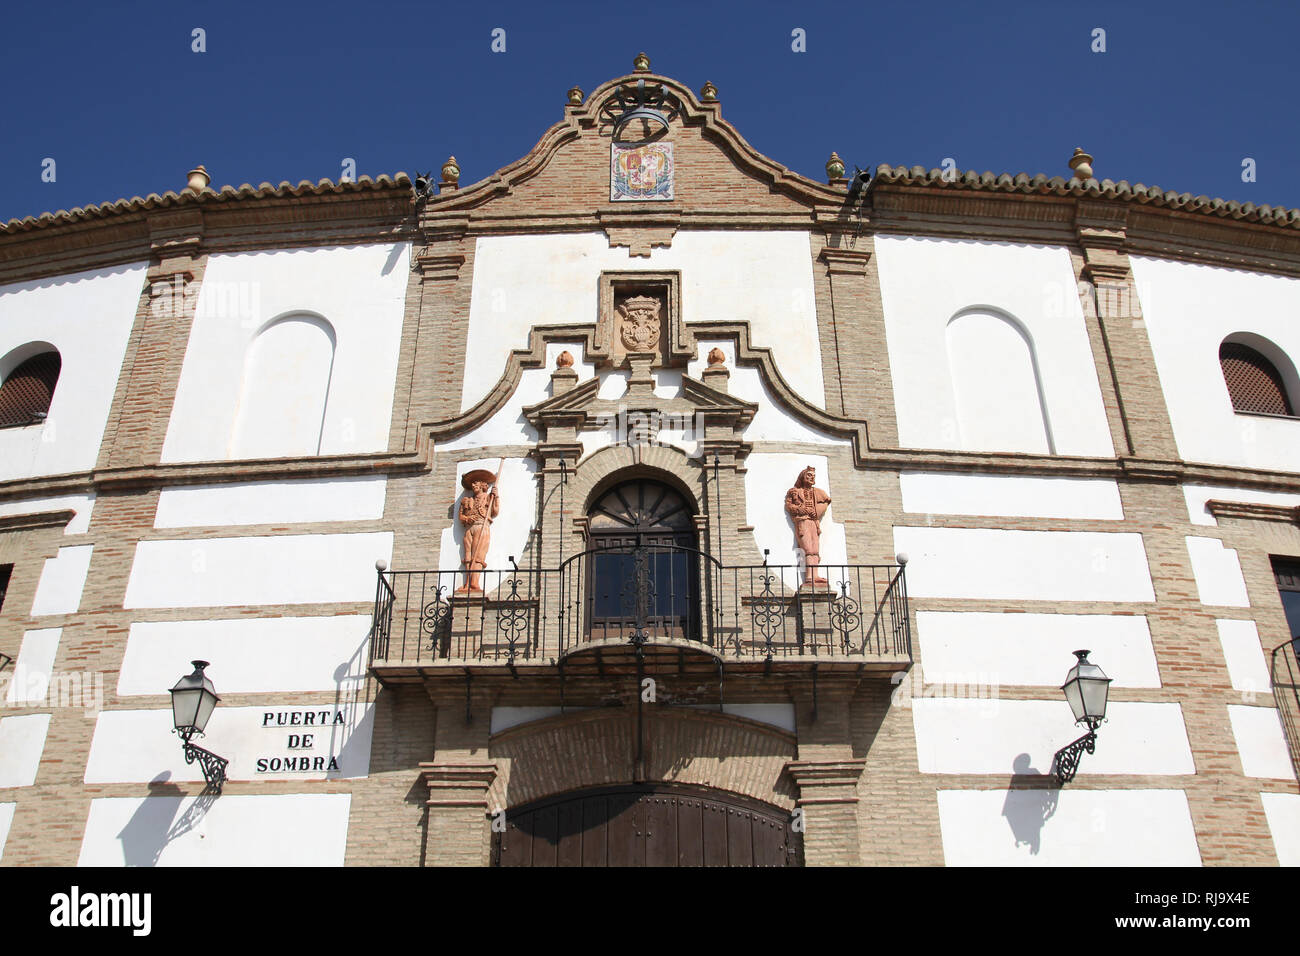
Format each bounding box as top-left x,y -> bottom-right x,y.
1052,650 -> 1112,786
169,660 -> 228,794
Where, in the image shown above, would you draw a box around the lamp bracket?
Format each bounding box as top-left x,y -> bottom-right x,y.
182,738 -> 229,794
1051,729 -> 1097,787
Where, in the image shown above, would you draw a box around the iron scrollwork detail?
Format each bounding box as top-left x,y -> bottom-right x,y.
421,584 -> 452,651
828,580 -> 861,652
1052,719 -> 1102,787
621,548 -> 657,646
750,573 -> 785,655
496,575 -> 532,660
180,733 -> 229,794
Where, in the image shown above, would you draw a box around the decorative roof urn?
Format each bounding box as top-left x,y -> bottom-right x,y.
826,152 -> 846,183
440,156 -> 461,189
186,165 -> 210,192
1069,148 -> 1095,181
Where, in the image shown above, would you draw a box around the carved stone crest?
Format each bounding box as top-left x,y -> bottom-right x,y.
617,294 -> 662,352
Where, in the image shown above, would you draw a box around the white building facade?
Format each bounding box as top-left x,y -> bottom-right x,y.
0,60 -> 1298,867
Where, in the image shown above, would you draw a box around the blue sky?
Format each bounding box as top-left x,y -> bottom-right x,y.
2,0 -> 1296,222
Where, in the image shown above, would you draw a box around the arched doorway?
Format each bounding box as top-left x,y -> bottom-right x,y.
493,783 -> 802,867
583,478 -> 702,642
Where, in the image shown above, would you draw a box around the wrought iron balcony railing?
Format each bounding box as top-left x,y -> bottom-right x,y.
369,544 -> 910,676
1273,639 -> 1300,779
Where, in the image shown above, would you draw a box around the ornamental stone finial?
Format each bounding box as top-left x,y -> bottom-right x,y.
556,350 -> 575,368
707,347 -> 726,367
1069,147 -> 1095,181
633,52 -> 651,73
826,152 -> 846,182
186,165 -> 210,191
700,80 -> 718,102
567,86 -> 584,105
441,156 -> 460,186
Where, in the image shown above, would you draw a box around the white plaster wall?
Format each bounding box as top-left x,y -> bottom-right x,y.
937,789 -> 1201,866
161,243 -> 409,462
1185,536 -> 1250,607
894,527 -> 1155,603
1183,483 -> 1300,526
437,457 -> 536,575
442,343 -> 595,451
1217,619 -> 1271,694
4,628 -> 62,705
723,703 -> 796,733
463,232 -> 824,411
913,699 -> 1195,775
874,236 -> 1113,456
78,793 -> 352,867
689,340 -> 840,445
900,473 -> 1124,520
1227,705 -> 1295,779
598,371 -> 629,400
0,494 -> 94,534
491,706 -> 572,734
0,264 -> 146,481
0,803 -> 13,862
154,476 -> 386,528
1131,256 -> 1300,473
29,544 -> 93,616
85,704 -> 373,783
1261,792 -> 1300,867
579,429 -> 614,460
0,714 -> 51,788
489,703 -> 795,735
744,453 -> 847,586
123,532 -> 392,609
117,616 -> 370,696
916,612 -> 1159,687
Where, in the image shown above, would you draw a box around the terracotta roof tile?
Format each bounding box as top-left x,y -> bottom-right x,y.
0,174 -> 411,234
870,163 -> 1300,228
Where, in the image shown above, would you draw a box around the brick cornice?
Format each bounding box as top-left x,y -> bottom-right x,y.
422,761 -> 499,808
1206,499 -> 1300,525
817,246 -> 873,275
784,758 -> 866,804
0,509 -> 76,534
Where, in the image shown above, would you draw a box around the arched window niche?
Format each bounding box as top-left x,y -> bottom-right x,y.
1219,332 -> 1298,418
944,307 -> 1054,455
229,313 -> 337,459
0,342 -> 61,428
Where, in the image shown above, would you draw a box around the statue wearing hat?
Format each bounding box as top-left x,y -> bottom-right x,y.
457,464 -> 502,592
784,464 -> 831,586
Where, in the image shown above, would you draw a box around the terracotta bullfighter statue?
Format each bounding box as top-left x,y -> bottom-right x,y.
785,465 -> 832,586
457,465 -> 501,592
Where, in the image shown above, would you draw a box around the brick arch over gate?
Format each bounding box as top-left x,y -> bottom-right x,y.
487,707 -> 798,811
568,443 -> 703,519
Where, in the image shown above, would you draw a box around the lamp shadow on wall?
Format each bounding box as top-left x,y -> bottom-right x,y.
116,772 -> 218,866
1000,753 -> 1060,856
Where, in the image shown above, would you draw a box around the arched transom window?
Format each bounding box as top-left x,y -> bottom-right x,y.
0,349 -> 61,428
1219,341 -> 1294,416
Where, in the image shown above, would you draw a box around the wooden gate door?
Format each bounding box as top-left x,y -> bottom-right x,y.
493,783 -> 802,867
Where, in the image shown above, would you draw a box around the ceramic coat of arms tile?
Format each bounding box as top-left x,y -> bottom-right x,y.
611,142 -> 674,201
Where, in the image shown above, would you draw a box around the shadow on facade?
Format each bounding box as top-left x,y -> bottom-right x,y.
1001,753 -> 1060,855
116,773 -> 218,866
